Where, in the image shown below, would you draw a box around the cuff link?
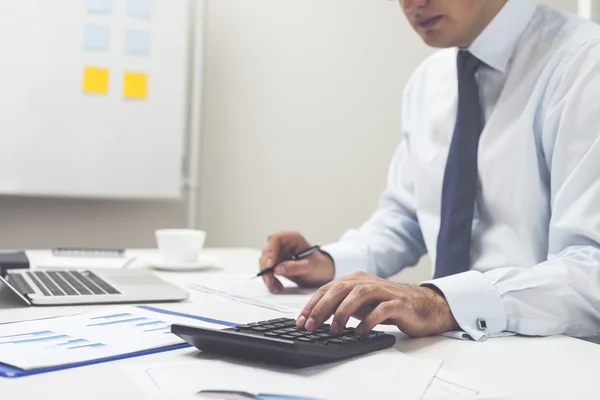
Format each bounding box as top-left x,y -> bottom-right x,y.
476,318 -> 488,331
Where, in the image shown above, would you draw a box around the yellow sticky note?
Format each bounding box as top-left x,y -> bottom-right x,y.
123,71 -> 147,99
82,66 -> 109,94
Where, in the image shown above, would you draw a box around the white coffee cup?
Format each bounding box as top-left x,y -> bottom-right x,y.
155,229 -> 206,263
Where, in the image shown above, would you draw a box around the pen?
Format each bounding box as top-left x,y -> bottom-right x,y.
254,245 -> 321,279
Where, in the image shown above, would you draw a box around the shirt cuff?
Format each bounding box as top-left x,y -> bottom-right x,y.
421,270 -> 507,341
320,242 -> 368,280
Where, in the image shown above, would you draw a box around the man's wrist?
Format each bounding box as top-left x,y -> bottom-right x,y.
422,285 -> 460,333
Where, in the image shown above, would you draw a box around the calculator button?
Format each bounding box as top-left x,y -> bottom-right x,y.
317,333 -> 334,339
297,337 -> 314,343
251,326 -> 269,332
261,324 -> 277,330
236,324 -> 253,330
279,335 -> 295,340
285,327 -> 299,333
264,332 -> 280,338
305,335 -> 321,340
341,328 -> 355,335
272,329 -> 288,334
289,332 -> 305,337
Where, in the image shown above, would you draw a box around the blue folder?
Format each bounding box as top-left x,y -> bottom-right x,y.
0,305 -> 236,378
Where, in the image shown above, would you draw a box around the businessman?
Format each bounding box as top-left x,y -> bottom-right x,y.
258,0 -> 600,341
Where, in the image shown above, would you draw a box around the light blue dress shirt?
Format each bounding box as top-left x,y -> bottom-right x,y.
322,0 -> 600,341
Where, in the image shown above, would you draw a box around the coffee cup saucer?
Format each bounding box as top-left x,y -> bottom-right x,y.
146,253 -> 221,272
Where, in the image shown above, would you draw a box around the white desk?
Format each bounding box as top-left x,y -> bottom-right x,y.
1,248 -> 600,400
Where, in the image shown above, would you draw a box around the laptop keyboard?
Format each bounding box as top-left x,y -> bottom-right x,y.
22,271 -> 120,296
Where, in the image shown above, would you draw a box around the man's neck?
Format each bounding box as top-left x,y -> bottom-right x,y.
458,0 -> 509,49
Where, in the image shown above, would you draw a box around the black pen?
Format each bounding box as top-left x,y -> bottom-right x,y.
254,245 -> 321,279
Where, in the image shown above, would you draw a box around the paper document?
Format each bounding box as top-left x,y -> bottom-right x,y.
37,252 -> 137,269
425,369 -> 501,399
0,306 -> 228,370
188,274 -> 316,313
124,348 -> 442,400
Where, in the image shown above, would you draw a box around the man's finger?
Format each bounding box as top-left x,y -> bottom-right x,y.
355,301 -> 399,335
296,282 -> 333,328
305,281 -> 354,331
274,259 -> 310,277
262,273 -> 283,293
260,236 -> 281,271
352,304 -> 375,321
332,285 -> 387,333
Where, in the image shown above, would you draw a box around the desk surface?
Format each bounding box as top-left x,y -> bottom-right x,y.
1,248 -> 600,400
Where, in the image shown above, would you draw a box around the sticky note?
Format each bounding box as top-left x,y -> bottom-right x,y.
82,66 -> 109,95
125,30 -> 150,57
83,24 -> 110,52
86,0 -> 114,13
123,71 -> 147,99
127,0 -> 153,20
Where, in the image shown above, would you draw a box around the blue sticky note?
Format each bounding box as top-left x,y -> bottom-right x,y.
83,25 -> 110,52
86,0 -> 114,13
127,0 -> 153,20
125,30 -> 151,57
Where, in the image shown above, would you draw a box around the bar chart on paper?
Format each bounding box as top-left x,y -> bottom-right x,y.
86,312 -> 173,334
0,307 -> 229,370
0,330 -> 105,351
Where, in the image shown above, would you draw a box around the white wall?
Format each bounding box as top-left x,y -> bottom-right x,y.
0,0 -> 581,283
199,0 -> 431,248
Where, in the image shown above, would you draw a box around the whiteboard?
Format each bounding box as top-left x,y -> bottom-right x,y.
0,0 -> 191,199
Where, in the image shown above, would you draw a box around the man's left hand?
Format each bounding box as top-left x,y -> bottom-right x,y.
295,271 -> 459,337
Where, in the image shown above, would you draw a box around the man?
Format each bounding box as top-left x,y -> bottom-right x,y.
259,0 -> 600,341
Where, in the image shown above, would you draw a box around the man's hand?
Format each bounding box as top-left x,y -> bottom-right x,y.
259,231 -> 335,293
296,271 -> 459,337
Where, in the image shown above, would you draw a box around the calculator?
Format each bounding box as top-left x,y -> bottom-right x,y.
171,318 -> 396,368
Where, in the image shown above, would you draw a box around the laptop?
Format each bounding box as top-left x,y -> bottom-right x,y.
0,268 -> 189,306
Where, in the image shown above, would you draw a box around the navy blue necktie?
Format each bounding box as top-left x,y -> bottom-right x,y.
434,51 -> 484,279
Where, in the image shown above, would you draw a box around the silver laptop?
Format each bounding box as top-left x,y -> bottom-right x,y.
0,268 -> 189,306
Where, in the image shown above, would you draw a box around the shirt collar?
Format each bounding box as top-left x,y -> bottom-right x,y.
467,0 -> 538,73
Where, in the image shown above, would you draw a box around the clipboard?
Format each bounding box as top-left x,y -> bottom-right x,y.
0,306 -> 236,378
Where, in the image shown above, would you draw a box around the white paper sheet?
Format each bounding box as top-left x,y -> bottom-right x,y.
83,24 -> 110,52
0,306 -> 228,370
425,369 -> 502,399
127,0 -> 153,20
188,274 -> 316,313
124,348 -> 442,400
86,0 -> 114,13
126,29 -> 151,57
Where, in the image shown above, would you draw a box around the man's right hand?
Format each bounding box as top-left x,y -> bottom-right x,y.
259,231 -> 335,293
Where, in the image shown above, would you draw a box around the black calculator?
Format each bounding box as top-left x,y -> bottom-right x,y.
171,318 -> 396,368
